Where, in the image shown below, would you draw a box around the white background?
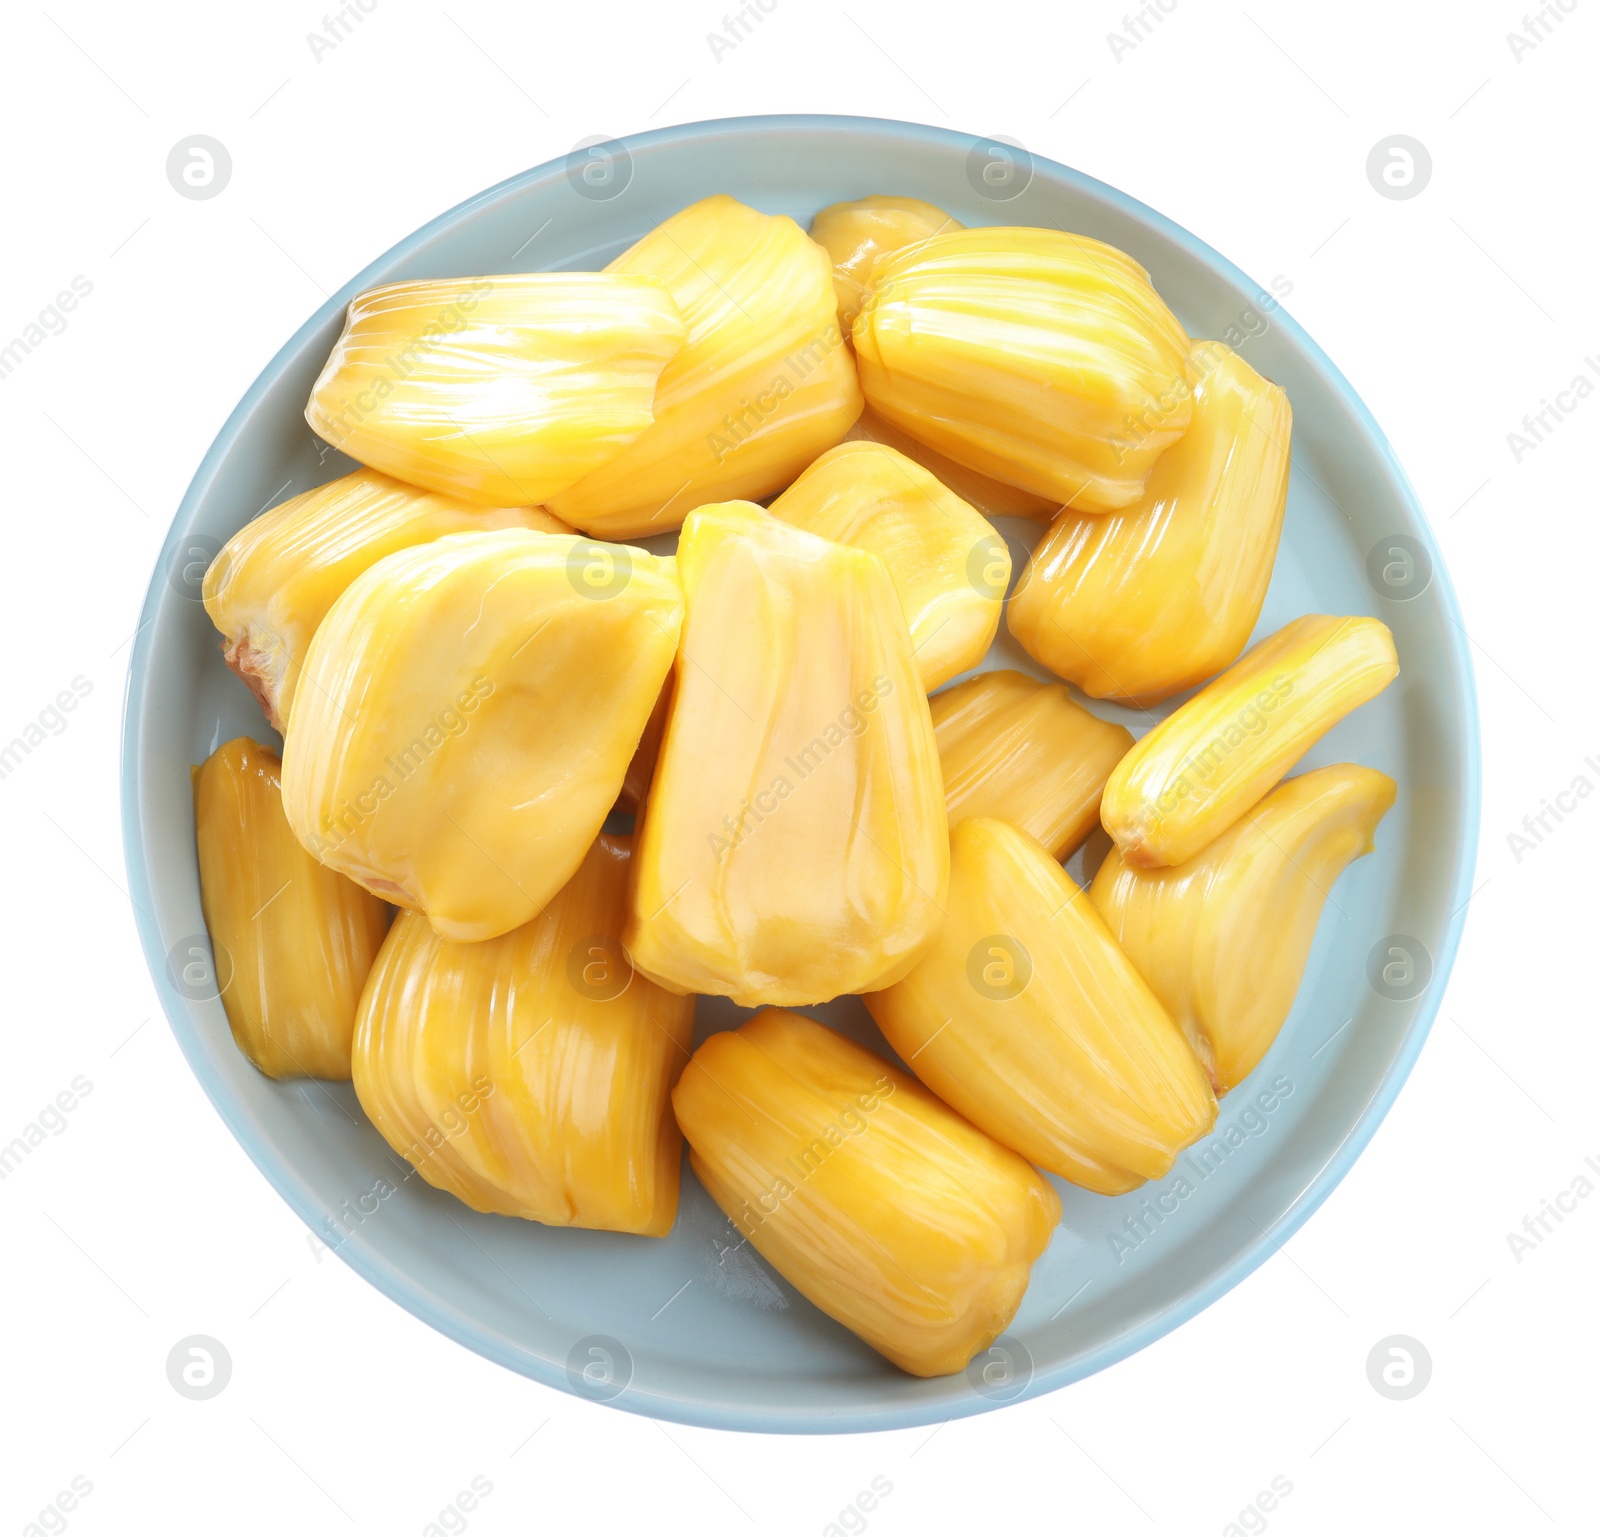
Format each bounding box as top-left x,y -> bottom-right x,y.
2,1 -> 1595,1532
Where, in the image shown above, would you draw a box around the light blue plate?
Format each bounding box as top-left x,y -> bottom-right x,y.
121,115 -> 1479,1432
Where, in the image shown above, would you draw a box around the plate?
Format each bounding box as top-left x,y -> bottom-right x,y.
121,114 -> 1479,1433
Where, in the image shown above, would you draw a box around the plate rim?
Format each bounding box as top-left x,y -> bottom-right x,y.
120,111 -> 1482,1434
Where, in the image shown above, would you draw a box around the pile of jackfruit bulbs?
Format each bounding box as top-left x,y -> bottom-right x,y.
193,193 -> 1400,1380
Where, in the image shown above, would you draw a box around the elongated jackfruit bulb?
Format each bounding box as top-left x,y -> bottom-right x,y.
625,501 -> 948,1005
305,273 -> 688,506
202,469 -> 570,732
809,194 -> 964,331
930,670 -> 1134,859
852,227 -> 1192,511
672,1009 -> 1060,1377
353,833 -> 692,1233
1009,342 -> 1291,706
1100,614 -> 1399,870
768,441 -> 1008,691
1092,764 -> 1396,1091
847,405 -> 1060,523
547,196 -> 864,538
195,737 -> 389,1079
866,818 -> 1217,1195
281,530 -> 683,942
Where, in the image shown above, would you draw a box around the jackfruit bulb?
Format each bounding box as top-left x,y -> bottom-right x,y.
548,196 -> 863,538
280,529 -> 683,941
625,501 -> 948,1004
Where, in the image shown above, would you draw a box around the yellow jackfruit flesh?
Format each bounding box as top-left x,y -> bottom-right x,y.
809,194 -> 964,331
280,529 -> 683,941
305,273 -> 687,506
866,817 -> 1217,1195
195,737 -> 389,1079
846,406 -> 1061,522
625,501 -> 948,1004
547,196 -> 863,538
852,227 -> 1192,511
671,1009 -> 1061,1377
352,833 -> 692,1234
202,468 -> 570,732
616,676 -> 673,816
1100,614 -> 1399,869
930,669 -> 1134,859
768,440 -> 1008,691
1008,342 -> 1291,706
1092,764 -> 1396,1091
